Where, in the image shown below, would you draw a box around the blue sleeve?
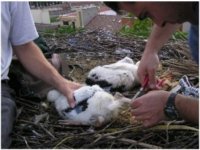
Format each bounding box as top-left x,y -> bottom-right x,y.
188,25 -> 199,64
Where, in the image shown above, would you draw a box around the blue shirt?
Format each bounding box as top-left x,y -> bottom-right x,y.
188,2 -> 199,64
189,25 -> 199,64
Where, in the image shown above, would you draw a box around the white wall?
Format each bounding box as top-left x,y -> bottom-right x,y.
80,6 -> 98,27
31,9 -> 51,24
99,10 -> 117,16
31,6 -> 98,27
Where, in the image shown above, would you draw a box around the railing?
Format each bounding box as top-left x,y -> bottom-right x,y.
29,2 -> 63,9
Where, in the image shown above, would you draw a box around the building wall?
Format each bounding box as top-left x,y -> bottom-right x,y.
31,9 -> 51,24
31,5 -> 98,28
80,6 -> 98,27
85,15 -> 122,32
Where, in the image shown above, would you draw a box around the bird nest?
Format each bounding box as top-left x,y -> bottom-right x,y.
10,28 -> 199,148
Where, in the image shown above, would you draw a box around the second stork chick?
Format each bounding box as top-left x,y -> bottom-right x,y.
86,57 -> 140,92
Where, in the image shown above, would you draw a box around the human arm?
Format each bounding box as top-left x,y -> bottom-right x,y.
175,93 -> 199,123
13,41 -> 81,107
138,24 -> 179,88
131,90 -> 199,127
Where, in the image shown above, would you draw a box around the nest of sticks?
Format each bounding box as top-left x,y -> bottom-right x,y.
10,29 -> 199,148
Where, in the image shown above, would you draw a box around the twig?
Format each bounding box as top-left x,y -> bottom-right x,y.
39,124 -> 56,139
22,136 -> 31,149
53,136 -> 74,148
92,125 -> 142,145
102,135 -> 162,149
148,124 -> 199,132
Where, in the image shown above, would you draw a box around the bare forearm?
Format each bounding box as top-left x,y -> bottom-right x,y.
175,94 -> 199,123
144,24 -> 179,54
13,42 -> 65,89
13,41 -> 81,106
138,24 -> 180,87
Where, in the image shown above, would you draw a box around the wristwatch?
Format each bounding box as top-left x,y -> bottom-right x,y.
164,93 -> 180,120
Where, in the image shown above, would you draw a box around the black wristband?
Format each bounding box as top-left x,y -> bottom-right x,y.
164,93 -> 180,120
166,93 -> 177,108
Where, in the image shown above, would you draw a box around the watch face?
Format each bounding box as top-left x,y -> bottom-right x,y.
164,106 -> 179,120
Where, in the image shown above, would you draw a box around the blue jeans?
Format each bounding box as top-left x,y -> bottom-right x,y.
1,82 -> 17,148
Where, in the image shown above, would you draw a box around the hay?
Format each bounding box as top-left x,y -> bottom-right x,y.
10,29 -> 199,148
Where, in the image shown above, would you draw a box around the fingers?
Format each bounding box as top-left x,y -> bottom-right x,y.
131,105 -> 150,117
147,68 -> 157,89
131,111 -> 160,127
131,111 -> 154,127
131,97 -> 155,127
137,67 -> 156,89
68,97 -> 76,108
65,88 -> 76,108
65,81 -> 82,108
131,104 -> 163,128
131,109 -> 149,118
137,69 -> 146,87
131,100 -> 146,116
137,53 -> 160,90
142,117 -> 160,128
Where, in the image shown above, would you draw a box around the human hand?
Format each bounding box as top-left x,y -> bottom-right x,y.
137,51 -> 160,89
131,90 -> 170,127
59,80 -> 83,108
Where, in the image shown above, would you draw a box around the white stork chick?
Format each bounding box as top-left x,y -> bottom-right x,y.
47,85 -> 131,127
86,57 -> 140,92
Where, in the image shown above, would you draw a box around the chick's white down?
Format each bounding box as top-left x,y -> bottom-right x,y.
86,57 -> 140,91
47,85 -> 131,126
47,89 -> 70,115
67,91 -> 121,125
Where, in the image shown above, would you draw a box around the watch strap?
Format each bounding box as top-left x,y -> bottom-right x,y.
164,93 -> 180,120
166,93 -> 177,107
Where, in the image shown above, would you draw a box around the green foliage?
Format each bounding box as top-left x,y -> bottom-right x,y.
42,25 -> 84,37
119,18 -> 188,41
127,12 -> 134,18
50,16 -> 59,23
172,31 -> 188,40
119,18 -> 153,39
57,25 -> 75,34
